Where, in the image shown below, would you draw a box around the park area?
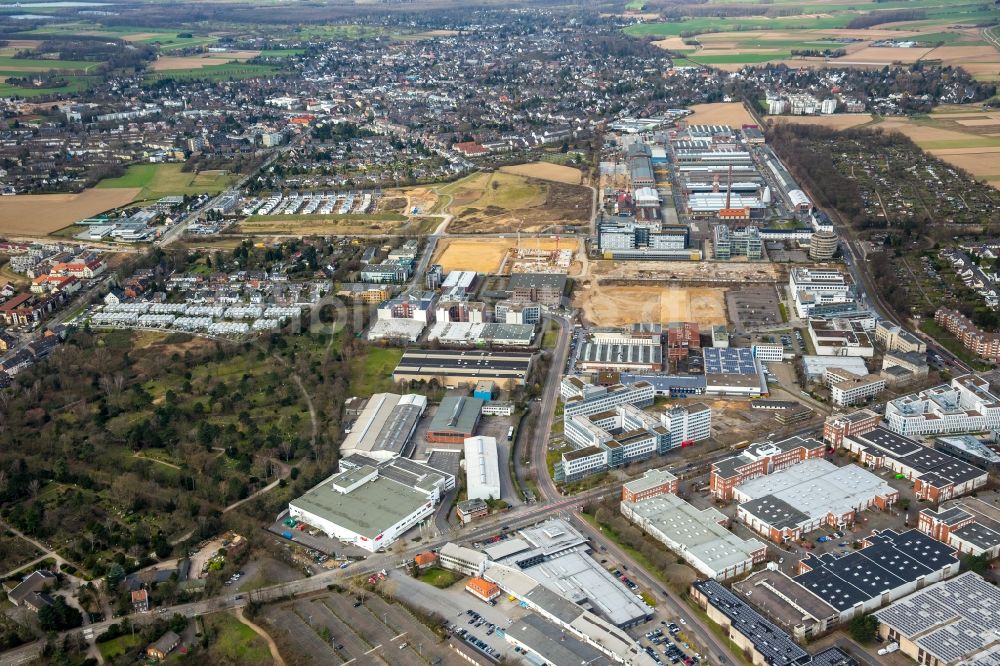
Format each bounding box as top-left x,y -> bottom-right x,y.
440,171 -> 590,233
574,283 -> 728,328
432,237 -> 567,273
0,188 -> 140,236
97,163 -> 238,202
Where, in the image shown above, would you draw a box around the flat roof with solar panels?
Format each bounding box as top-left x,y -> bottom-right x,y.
703,347 -> 757,374
875,572 -> 1000,666
392,349 -> 533,387
693,580 -> 811,666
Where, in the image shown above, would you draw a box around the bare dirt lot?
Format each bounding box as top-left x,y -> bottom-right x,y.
152,51 -> 261,70
575,284 -> 728,327
685,102 -> 758,127
499,161 -> 584,184
0,188 -> 140,236
433,237 -> 568,273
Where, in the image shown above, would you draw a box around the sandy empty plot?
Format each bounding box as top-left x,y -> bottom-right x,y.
500,162 -> 583,185
925,149 -> 1000,178
686,103 -> 757,127
926,45 -> 1000,62
433,237 -> 566,273
0,188 -> 140,236
653,37 -> 689,51
878,118 -> 980,143
771,114 -> 874,130
153,51 -> 261,71
576,284 -> 728,327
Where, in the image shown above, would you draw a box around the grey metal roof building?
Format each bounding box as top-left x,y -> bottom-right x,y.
340,393 -> 427,461
427,396 -> 484,441
507,614 -> 613,666
875,572 -> 1000,666
577,343 -> 663,371
692,579 -> 811,666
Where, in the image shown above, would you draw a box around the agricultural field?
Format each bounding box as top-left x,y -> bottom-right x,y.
143,62 -> 278,83
152,50 -> 262,71
574,283 -> 728,327
440,171 -> 591,234
0,188 -> 140,236
432,237 -> 567,273
637,1 -> 1000,77
685,102 -> 759,127
499,161 -> 584,184
97,163 -> 238,201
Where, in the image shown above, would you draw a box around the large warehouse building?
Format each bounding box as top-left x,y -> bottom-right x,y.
710,436 -> 826,501
464,436 -> 501,501
392,349 -> 533,388
289,457 -> 453,552
621,486 -> 767,580
340,393 -> 427,461
734,459 -> 897,543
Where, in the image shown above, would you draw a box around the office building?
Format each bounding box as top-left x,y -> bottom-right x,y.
710,436 -> 826,501
560,377 -> 655,417
807,319 -> 874,357
621,468 -> 679,503
713,225 -> 763,260
874,321 -> 926,354
507,272 -> 566,307
827,370 -> 886,406
918,499 -> 1000,559
790,269 -> 854,318
823,409 -> 880,448
934,435 -> 1000,472
885,375 -> 1000,437
808,229 -> 838,261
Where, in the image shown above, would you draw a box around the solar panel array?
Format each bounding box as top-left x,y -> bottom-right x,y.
703,347 -> 757,375
875,572 -> 1000,665
693,580 -> 811,666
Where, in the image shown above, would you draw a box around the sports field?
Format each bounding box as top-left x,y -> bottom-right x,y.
432,237 -> 566,273
575,284 -> 728,327
97,164 -> 238,201
0,188 -> 140,236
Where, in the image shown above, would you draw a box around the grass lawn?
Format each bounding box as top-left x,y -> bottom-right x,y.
0,56 -> 100,72
205,613 -> 272,663
97,163 -> 237,201
98,634 -> 142,660
349,347 -> 404,396
0,74 -> 96,98
418,567 -> 461,589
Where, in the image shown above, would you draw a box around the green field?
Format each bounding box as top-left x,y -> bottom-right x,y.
348,347 -> 403,396
97,634 -> 142,661
204,613 -> 272,663
624,0 -> 996,40
144,62 -> 278,83
0,56 -> 100,72
0,75 -> 96,98
97,164 -> 238,201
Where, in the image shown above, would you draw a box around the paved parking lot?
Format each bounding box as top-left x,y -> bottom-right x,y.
389,570 -> 530,660
726,285 -> 783,332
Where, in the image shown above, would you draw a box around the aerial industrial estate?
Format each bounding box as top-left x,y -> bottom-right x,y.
0,0 -> 998,665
